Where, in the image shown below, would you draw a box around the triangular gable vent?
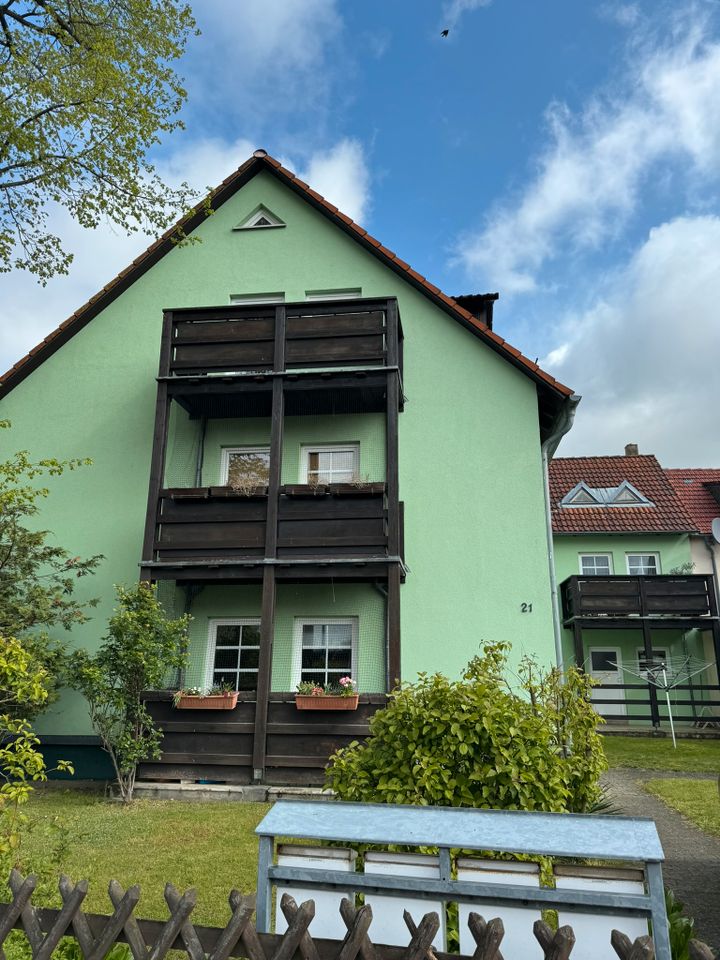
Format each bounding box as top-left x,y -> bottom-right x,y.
234,205 -> 285,230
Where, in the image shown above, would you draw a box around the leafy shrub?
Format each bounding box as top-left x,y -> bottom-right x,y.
326,642 -> 607,812
665,888 -> 695,960
72,583 -> 189,802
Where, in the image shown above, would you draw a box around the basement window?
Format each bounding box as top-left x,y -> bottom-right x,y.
207,620 -> 261,690
294,618 -> 358,688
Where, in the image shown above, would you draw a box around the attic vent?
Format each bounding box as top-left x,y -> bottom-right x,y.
611,482 -> 647,504
234,205 -> 285,230
562,483 -> 602,506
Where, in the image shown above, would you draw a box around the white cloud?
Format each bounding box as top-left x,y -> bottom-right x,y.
442,0 -> 493,32
546,215 -> 720,465
456,15 -> 720,293
0,136 -> 372,374
294,139 -> 371,224
184,0 -> 343,129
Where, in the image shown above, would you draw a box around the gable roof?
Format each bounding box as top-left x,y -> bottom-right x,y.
550,455 -> 697,535
0,150 -> 573,431
665,468 -> 720,535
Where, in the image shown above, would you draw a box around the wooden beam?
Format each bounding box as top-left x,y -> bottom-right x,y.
140,311 -> 174,580
572,622 -> 584,669
385,299 -> 401,690
252,304 -> 286,779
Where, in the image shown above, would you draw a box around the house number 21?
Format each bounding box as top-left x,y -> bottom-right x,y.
520,602 -> 533,613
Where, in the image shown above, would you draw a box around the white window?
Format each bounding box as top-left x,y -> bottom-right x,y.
626,554 -> 660,575
229,293 -> 285,305
221,447 -> 270,488
305,288 -> 362,301
301,444 -> 359,484
206,619 -> 261,690
294,618 -> 358,688
234,206 -> 285,230
579,554 -> 614,576
635,648 -> 670,679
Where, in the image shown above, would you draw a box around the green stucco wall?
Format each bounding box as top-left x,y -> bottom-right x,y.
1,169 -> 556,736
553,533 -> 693,583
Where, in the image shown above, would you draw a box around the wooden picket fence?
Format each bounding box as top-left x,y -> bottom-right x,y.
0,870 -> 714,960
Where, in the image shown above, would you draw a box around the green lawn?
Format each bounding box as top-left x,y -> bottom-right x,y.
644,778 -> 720,837
602,735 -> 720,772
14,790 -> 271,925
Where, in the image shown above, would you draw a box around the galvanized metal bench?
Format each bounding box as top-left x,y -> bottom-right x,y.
255,799 -> 671,960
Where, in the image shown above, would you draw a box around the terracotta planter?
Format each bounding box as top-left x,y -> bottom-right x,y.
175,692 -> 239,710
295,694 -> 359,711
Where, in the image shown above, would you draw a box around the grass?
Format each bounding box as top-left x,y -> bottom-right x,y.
644,778 -> 720,837
602,735 -> 720,772
13,790 -> 271,925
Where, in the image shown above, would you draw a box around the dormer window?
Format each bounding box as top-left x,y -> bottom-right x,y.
234,205 -> 285,230
560,480 -> 654,508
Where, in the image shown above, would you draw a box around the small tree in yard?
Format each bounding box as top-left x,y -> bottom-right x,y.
327,642 -> 607,813
72,582 -> 190,802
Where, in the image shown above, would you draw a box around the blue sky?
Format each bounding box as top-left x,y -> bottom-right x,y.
2,0 -> 720,464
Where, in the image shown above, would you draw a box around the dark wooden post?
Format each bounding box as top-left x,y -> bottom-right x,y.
140,311 -> 174,581
385,299 -> 401,690
572,621 -> 584,669
252,305 -> 286,780
638,579 -> 660,727
706,574 -> 720,688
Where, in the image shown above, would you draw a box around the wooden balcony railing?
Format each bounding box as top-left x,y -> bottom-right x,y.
164,298 -> 401,377
148,485 -> 403,574
560,574 -> 718,622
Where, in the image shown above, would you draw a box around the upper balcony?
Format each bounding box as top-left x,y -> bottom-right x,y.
160,298 -> 403,418
560,574 -> 719,624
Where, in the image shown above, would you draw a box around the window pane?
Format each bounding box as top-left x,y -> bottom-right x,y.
628,555 -> 658,575
242,624 -> 261,646
580,555 -> 611,576
302,649 -> 326,670
326,623 -> 353,647
214,647 -> 240,670
227,451 -> 269,486
240,647 -> 259,669
216,625 -> 240,645
237,672 -> 257,691
328,648 -> 352,670
590,650 -> 618,672
302,624 -> 327,647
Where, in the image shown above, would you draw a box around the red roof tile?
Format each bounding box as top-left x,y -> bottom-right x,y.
665,468 -> 720,535
550,456 -> 697,534
0,152 -> 573,407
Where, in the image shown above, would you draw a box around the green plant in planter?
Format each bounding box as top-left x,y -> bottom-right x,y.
326,642 -> 607,813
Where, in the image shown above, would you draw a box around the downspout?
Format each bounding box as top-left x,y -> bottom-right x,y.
541,394 -> 581,670
703,536 -> 720,609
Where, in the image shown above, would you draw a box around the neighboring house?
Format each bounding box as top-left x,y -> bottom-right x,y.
0,150 -> 576,784
665,468 -> 720,588
550,446 -> 720,728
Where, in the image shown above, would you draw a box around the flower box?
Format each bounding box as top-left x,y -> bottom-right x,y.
174,692 -> 239,710
295,694 -> 359,711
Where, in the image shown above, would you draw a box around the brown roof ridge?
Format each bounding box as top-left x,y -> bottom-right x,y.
0,150 -> 573,401
665,467 -> 720,474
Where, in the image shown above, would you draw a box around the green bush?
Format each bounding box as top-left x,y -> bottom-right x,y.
326,642 -> 607,812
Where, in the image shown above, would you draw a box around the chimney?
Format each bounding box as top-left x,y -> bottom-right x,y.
624,443 -> 639,457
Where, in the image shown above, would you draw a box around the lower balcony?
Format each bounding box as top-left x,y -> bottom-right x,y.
145,484 -> 403,582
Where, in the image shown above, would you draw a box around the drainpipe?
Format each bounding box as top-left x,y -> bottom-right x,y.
541,394 -> 582,671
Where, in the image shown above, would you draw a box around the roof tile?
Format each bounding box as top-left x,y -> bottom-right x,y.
665,468 -> 720,535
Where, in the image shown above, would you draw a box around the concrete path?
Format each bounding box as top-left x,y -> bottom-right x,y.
602,768 -> 720,952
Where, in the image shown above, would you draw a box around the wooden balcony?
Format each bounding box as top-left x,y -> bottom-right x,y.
146,484 -> 404,582
560,574 -> 718,624
160,299 -> 403,418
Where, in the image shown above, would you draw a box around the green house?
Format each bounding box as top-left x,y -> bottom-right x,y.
1,150 -> 577,784
550,447 -> 720,729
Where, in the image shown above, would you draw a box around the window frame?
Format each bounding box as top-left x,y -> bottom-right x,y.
205,618 -> 262,690
299,443 -> 360,484
578,553 -> 614,576
234,206 -> 285,230
292,616 -> 358,689
220,446 -> 271,486
229,292 -> 285,305
626,552 -> 661,575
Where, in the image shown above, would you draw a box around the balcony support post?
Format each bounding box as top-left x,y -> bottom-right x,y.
572,622 -> 584,670
385,300 -> 401,689
641,620 -> 661,728
140,311 -> 174,581
252,305 -> 286,781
